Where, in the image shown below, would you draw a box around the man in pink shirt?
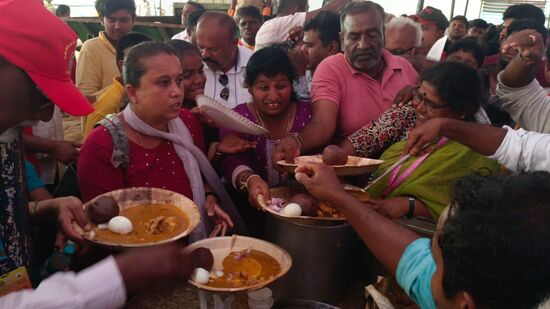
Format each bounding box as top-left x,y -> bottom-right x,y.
275,1 -> 418,161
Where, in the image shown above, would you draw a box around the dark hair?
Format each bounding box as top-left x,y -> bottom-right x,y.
439,172 -> 550,308
122,42 -> 177,87
116,32 -> 152,62
278,0 -> 308,14
235,6 -> 262,22
506,18 -> 549,43
188,9 -> 206,29
56,4 -> 71,17
95,0 -> 136,18
420,62 -> 480,118
469,18 -> 488,29
245,46 -> 295,95
447,38 -> 485,68
166,39 -> 200,58
185,1 -> 205,11
198,11 -> 238,39
304,11 -> 341,49
340,1 -> 385,32
450,15 -> 469,28
503,4 -> 545,25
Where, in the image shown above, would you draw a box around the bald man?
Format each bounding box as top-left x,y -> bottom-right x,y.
196,11 -> 253,108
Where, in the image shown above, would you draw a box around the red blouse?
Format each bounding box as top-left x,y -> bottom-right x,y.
78,109 -> 205,202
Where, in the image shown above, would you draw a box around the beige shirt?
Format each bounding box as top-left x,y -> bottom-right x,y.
76,31 -> 119,97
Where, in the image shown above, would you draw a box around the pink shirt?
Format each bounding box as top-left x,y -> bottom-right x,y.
78,109 -> 205,202
311,50 -> 418,139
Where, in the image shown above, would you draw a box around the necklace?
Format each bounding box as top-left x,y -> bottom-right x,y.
253,105 -> 293,139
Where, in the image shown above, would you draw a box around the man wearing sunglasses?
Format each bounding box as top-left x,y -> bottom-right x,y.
196,11 -> 253,109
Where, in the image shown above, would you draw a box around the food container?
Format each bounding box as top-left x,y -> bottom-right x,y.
265,214 -> 361,304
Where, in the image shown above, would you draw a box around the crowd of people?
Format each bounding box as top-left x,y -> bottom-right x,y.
1,0 -> 550,307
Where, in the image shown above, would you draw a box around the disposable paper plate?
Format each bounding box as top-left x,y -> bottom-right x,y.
196,95 -> 268,135
186,235 -> 292,292
75,187 -> 200,248
277,155 -> 384,177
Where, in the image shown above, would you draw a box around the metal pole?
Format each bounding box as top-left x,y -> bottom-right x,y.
450,0 -> 456,18
464,0 -> 470,16
416,0 -> 425,13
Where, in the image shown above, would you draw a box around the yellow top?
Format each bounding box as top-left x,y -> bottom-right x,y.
76,31 -> 119,97
83,76 -> 126,140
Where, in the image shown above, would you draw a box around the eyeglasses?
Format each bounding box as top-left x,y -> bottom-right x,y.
388,47 -> 414,56
411,86 -> 451,112
219,73 -> 229,101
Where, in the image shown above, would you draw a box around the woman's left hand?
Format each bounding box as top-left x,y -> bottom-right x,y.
205,195 -> 235,237
366,197 -> 409,219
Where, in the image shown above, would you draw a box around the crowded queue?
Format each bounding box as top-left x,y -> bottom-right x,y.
2,0 -> 550,308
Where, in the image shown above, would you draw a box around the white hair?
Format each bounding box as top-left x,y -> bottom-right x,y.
386,16 -> 422,47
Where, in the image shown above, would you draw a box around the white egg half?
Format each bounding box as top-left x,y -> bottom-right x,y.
108,216 -> 133,234
281,203 -> 302,217
192,267 -> 210,284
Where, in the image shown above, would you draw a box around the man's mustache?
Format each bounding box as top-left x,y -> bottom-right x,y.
203,57 -> 221,66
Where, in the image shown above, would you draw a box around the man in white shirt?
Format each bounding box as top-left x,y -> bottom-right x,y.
254,0 -> 350,51
0,1 -> 212,307
196,11 -> 253,108
172,1 -> 205,41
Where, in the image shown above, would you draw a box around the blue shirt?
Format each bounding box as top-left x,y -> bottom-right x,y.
396,238 -> 437,309
24,160 -> 45,192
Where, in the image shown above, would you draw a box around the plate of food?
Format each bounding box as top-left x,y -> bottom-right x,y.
186,235 -> 292,292
257,184 -> 370,224
276,146 -> 384,177
196,95 -> 268,135
74,187 -> 200,248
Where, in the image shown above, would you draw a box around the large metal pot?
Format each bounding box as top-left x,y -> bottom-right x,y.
265,214 -> 361,304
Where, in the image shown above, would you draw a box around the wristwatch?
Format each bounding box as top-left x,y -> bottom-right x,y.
405,197 -> 415,219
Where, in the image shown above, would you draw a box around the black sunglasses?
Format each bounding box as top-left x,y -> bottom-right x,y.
219,73 -> 229,101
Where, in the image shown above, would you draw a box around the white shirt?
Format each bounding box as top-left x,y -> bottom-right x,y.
31,106 -> 64,184
254,12 -> 307,51
172,29 -> 190,42
496,71 -> 550,133
0,256 -> 126,309
489,126 -> 550,173
203,45 -> 253,108
426,36 -> 448,62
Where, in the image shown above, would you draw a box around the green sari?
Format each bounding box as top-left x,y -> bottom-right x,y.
367,140 -> 499,219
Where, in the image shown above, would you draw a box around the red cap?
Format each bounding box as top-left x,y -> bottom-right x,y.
0,0 -> 93,116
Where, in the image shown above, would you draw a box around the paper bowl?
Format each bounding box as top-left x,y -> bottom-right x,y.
260,184 -> 370,225
277,155 -> 383,177
186,235 -> 292,292
77,187 -> 200,248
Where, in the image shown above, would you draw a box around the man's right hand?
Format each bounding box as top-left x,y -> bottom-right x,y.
51,140 -> 80,164
294,162 -> 346,204
392,85 -> 415,108
273,135 -> 301,164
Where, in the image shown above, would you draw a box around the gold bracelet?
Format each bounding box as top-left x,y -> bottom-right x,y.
29,200 -> 41,217
240,174 -> 261,191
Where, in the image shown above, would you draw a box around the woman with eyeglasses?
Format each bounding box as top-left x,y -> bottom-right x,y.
217,47 -> 312,220
337,62 -> 498,220
78,42 -> 245,240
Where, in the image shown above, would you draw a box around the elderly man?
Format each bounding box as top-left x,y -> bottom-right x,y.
196,11 -> 253,108
274,2 -> 418,161
385,16 -> 422,56
172,1 -> 205,41
0,0 -> 211,306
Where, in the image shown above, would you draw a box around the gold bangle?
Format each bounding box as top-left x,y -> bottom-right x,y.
240,174 -> 261,191
29,200 -> 41,217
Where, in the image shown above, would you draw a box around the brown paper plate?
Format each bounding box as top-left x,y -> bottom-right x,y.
277,155 -> 383,177
186,235 -> 292,292
75,187 -> 200,248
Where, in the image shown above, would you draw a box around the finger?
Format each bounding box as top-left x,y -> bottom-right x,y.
220,223 -> 228,236
205,201 -> 215,216
68,203 -> 91,231
219,209 -> 234,228
58,217 -> 84,242
209,225 -> 222,238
